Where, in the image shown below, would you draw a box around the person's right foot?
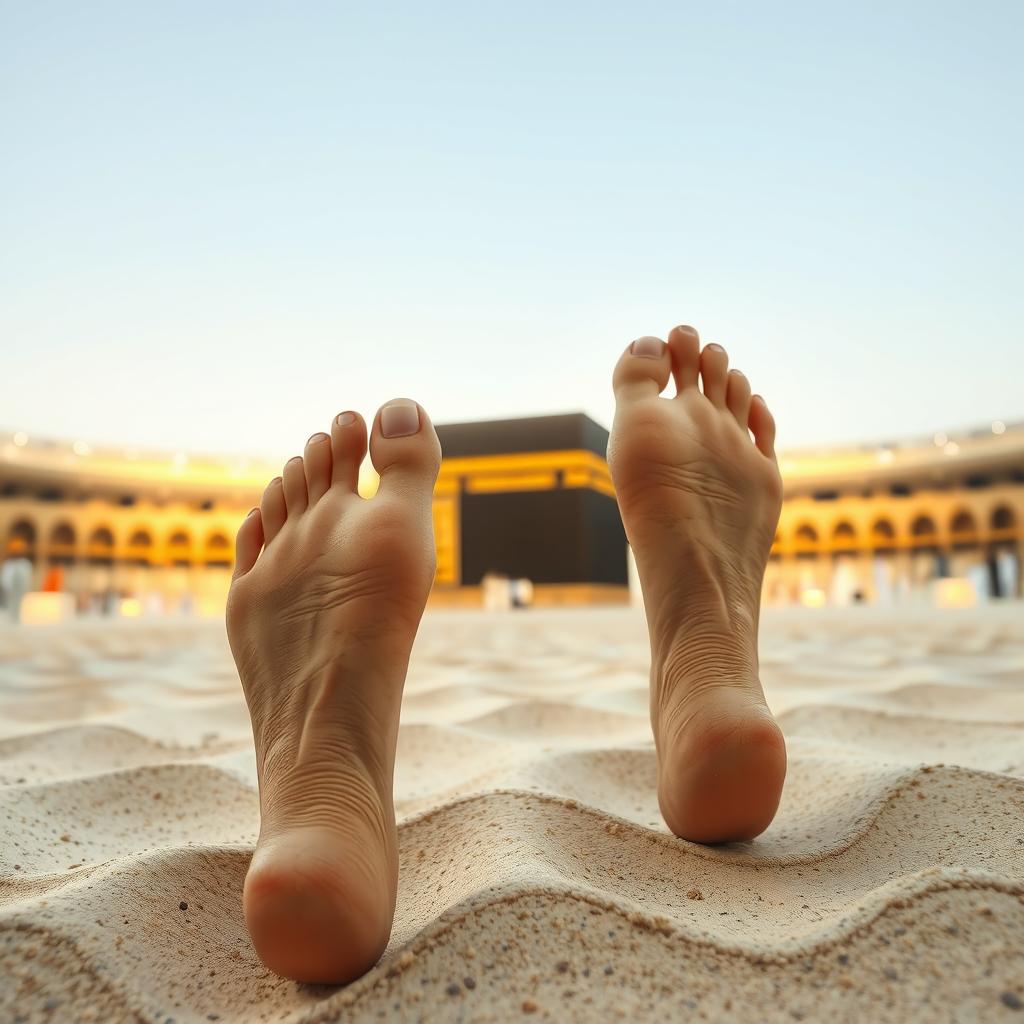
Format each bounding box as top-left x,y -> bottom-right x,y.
226,399 -> 441,983
608,325 -> 787,843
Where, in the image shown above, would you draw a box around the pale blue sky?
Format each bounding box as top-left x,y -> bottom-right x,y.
2,1 -> 1021,460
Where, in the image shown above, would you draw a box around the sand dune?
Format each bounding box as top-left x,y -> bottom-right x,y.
1,606 -> 1022,1021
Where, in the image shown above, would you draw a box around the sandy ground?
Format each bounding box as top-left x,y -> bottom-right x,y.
1,606 -> 1023,1023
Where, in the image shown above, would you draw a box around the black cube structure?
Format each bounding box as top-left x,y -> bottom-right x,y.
431,413 -> 629,605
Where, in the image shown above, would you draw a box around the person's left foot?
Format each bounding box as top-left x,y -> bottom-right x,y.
226,399 -> 440,983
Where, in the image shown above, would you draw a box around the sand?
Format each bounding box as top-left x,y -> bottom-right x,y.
1,606 -> 1023,1022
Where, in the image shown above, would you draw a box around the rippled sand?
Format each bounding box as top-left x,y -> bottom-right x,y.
1,607 -> 1023,1022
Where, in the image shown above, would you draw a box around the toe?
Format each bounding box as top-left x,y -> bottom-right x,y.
232,508 -> 264,578
260,477 -> 287,545
667,325 -> 700,394
612,337 -> 671,402
303,432 -> 333,505
699,344 -> 729,406
331,411 -> 369,492
725,369 -> 752,429
749,394 -> 777,458
368,399 -> 441,504
282,456 -> 308,515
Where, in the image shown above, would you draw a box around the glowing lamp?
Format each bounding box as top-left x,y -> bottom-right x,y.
934,578 -> 976,609
19,593 -> 76,625
197,596 -> 227,618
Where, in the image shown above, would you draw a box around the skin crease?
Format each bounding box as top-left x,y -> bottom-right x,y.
227,327 -> 784,985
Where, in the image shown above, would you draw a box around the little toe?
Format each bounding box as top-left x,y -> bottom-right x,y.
331,411 -> 369,493
612,337 -> 671,403
749,394 -> 777,458
667,325 -> 701,394
282,456 -> 308,515
699,344 -> 730,406
260,477 -> 287,545
303,432 -> 333,505
232,508 -> 264,578
369,399 -> 442,505
725,369 -> 752,429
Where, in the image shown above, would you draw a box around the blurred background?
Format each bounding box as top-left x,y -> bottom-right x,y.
2,1 -> 1022,621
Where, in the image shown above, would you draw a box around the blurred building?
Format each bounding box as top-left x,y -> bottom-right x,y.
1,417 -> 1021,618
0,435 -> 257,618
768,422 -> 1022,605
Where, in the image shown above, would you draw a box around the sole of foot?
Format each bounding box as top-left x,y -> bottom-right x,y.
608,326 -> 787,844
226,399 -> 441,983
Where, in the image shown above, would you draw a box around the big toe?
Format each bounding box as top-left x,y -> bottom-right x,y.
369,399 -> 442,502
612,336 -> 672,403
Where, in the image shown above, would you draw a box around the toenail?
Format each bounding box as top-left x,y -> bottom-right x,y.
336,412 -> 356,427
246,507 -> 259,517
675,324 -> 699,336
287,455 -> 303,466
631,337 -> 664,359
381,400 -> 420,438
705,343 -> 725,353
307,432 -> 329,446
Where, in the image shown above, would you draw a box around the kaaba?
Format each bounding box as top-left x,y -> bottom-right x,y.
431,413 -> 629,605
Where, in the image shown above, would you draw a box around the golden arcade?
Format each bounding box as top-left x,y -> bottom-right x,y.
1,416 -> 1021,621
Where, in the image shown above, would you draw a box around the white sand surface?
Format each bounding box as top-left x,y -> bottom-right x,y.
1,606 -> 1023,1022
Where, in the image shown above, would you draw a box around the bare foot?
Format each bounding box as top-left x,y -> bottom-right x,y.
226,399 -> 440,983
608,326 -> 786,843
